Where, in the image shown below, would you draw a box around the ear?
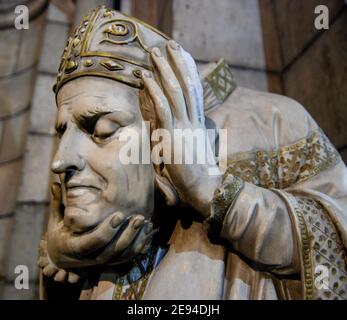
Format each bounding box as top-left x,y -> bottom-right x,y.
155,172 -> 179,207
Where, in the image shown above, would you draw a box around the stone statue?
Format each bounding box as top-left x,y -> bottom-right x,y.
38,6 -> 347,300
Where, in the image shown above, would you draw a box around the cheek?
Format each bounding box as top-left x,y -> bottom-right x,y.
125,163 -> 155,213
87,140 -> 125,201
126,163 -> 153,189
85,129 -> 155,210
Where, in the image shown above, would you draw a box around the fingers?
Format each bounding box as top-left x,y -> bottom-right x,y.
38,255 -> 49,269
96,215 -> 145,263
41,262 -> 80,284
121,221 -> 155,259
138,87 -> 156,124
150,47 -> 188,122
107,220 -> 155,265
142,72 -> 173,129
39,249 -> 81,283
180,48 -> 204,124
145,44 -> 204,127
67,272 -> 80,284
42,264 -> 58,278
67,211 -> 126,256
166,40 -> 202,124
110,215 -> 145,254
54,269 -> 67,282
51,183 -> 64,223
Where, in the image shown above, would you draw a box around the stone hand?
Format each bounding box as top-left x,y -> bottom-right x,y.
141,40 -> 222,218
38,238 -> 81,284
46,183 -> 155,269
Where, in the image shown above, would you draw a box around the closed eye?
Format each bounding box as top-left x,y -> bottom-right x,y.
92,116 -> 121,142
75,112 -> 110,135
55,122 -> 67,138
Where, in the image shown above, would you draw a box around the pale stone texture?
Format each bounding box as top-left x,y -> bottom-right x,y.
0,69 -> 35,119
0,121 -> 3,145
17,135 -> 55,202
0,1 -> 47,74
271,0 -> 345,69
16,12 -> 47,72
172,0 -> 266,69
0,216 -> 13,277
0,160 -> 22,216
48,3 -> 69,24
231,68 -> 268,92
197,62 -> 269,92
284,11 -> 347,149
2,282 -> 38,300
0,110 -> 30,163
0,1 -> 50,300
0,0 -> 29,12
5,204 -> 47,282
30,74 -> 57,135
0,28 -> 21,77
258,0 -> 345,72
38,22 -> 70,74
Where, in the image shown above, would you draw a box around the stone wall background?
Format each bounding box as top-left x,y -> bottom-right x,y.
0,0 -> 345,299
0,0 -> 71,299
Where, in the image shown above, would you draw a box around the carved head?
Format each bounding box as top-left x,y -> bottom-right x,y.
51,6 -> 170,233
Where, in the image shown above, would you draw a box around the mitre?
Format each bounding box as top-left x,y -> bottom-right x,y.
53,5 -> 236,112
53,5 -> 170,94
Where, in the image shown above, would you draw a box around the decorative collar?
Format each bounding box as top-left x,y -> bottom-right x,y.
202,59 -> 237,111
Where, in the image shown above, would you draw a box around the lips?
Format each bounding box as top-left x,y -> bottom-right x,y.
65,183 -> 101,205
66,180 -> 101,189
63,184 -> 102,233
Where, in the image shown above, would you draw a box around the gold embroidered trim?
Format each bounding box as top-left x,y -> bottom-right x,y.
112,246 -> 157,300
202,59 -> 236,111
300,197 -> 347,300
226,129 -> 341,190
283,193 -> 315,300
280,192 -> 347,300
206,174 -> 244,235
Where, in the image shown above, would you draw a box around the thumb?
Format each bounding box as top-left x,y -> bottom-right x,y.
155,173 -> 179,206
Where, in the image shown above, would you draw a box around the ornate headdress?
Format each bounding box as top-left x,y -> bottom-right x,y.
53,6 -> 170,94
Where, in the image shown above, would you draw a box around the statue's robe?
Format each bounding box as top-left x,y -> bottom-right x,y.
44,60 -> 347,300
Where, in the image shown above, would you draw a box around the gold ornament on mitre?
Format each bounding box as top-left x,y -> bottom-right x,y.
53,6 -> 170,95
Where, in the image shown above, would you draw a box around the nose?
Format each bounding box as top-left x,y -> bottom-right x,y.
51,129 -> 86,174
51,156 -> 85,174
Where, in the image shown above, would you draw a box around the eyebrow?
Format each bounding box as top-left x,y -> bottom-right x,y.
74,107 -> 136,133
55,103 -> 136,135
74,107 -> 111,122
54,106 -> 113,135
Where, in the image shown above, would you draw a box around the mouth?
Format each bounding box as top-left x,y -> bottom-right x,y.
65,184 -> 101,205
66,181 -> 101,190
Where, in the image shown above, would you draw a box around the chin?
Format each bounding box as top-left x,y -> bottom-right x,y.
63,205 -> 104,233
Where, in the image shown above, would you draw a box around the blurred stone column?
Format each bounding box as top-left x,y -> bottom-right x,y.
0,0 -> 48,294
